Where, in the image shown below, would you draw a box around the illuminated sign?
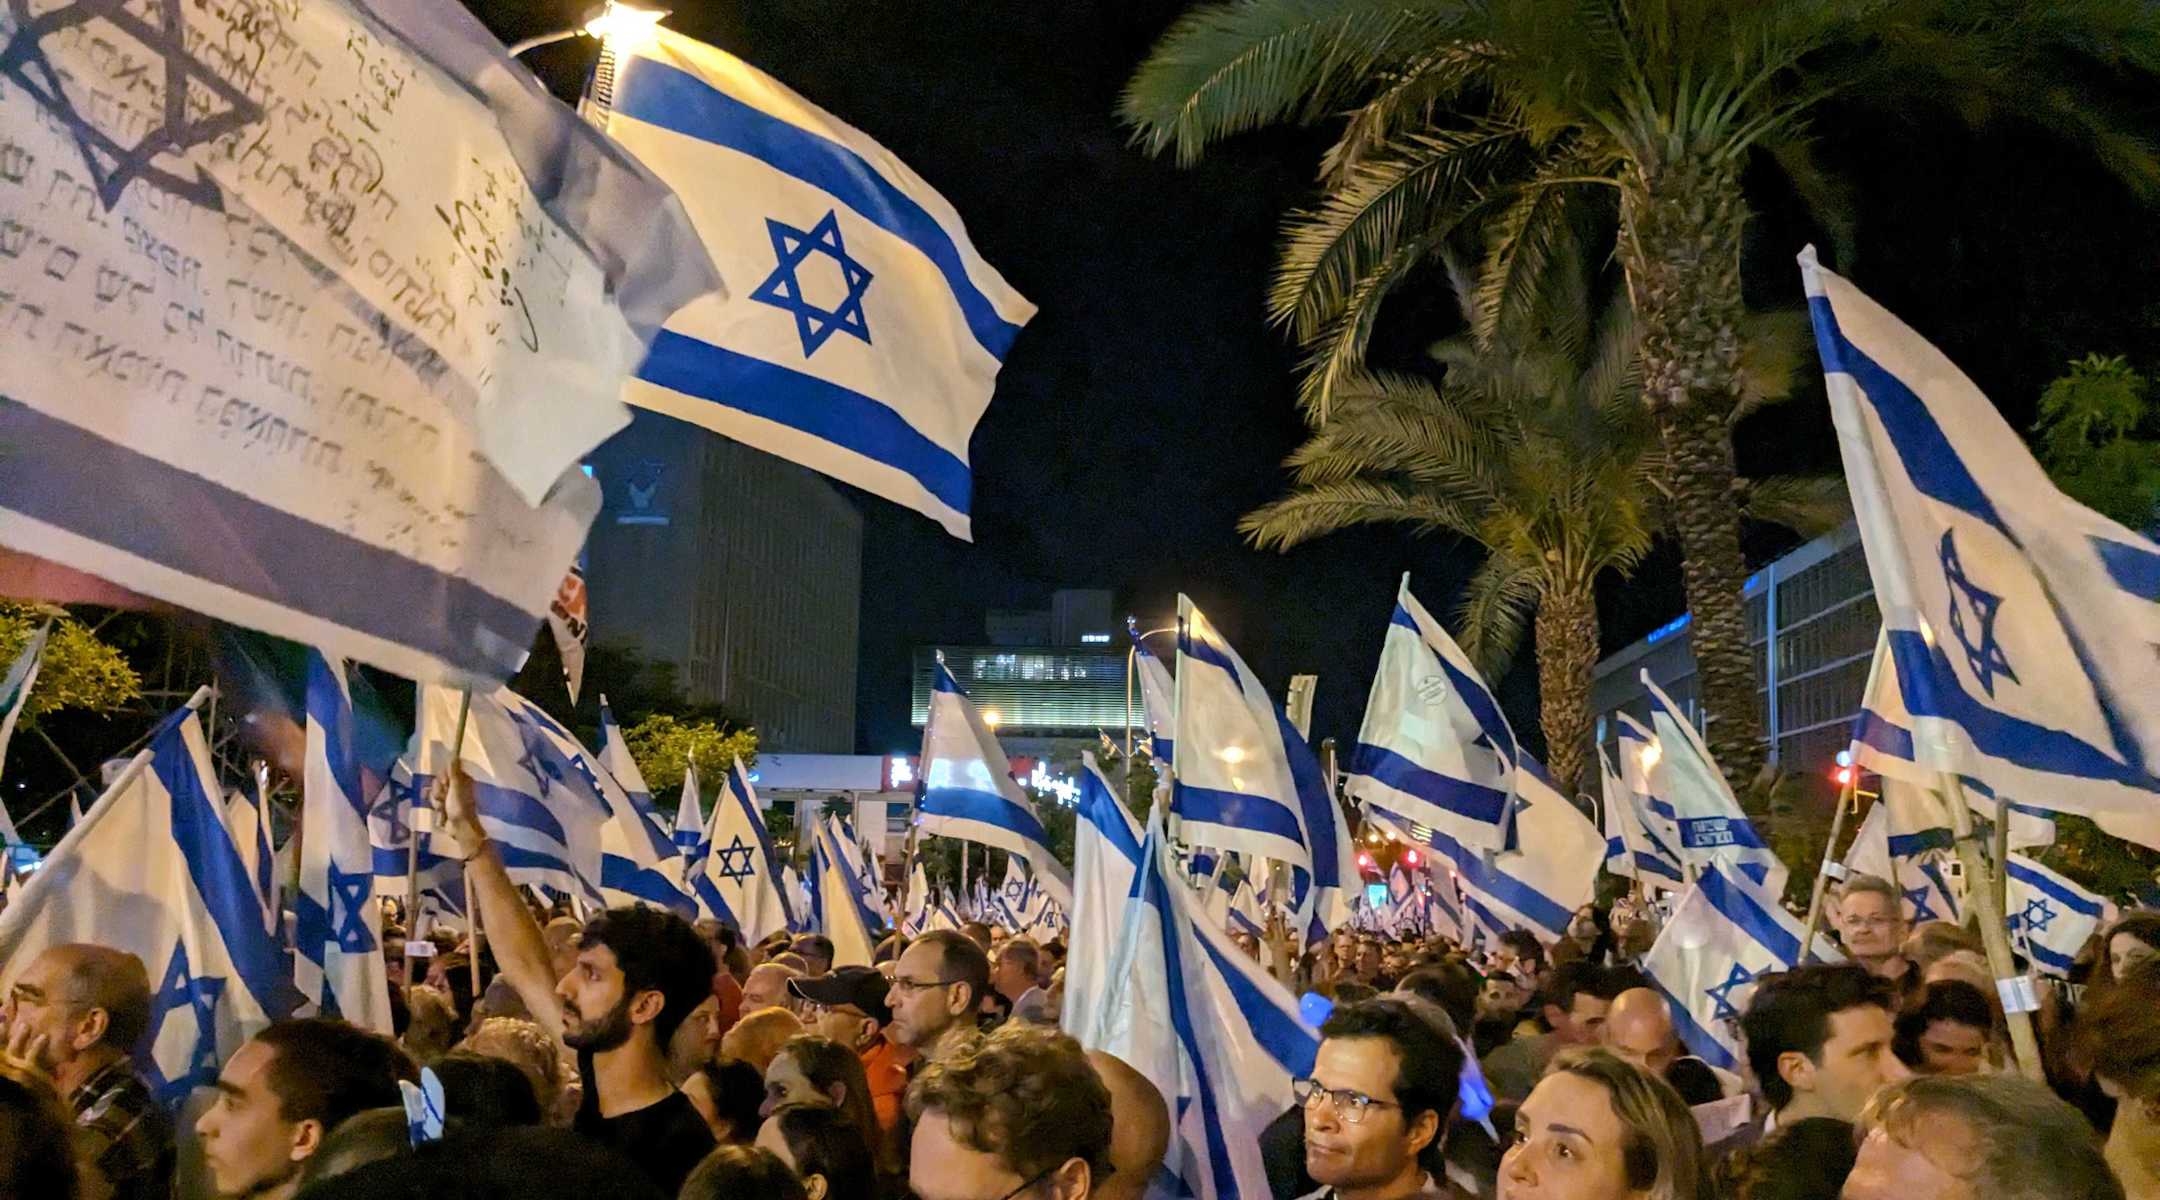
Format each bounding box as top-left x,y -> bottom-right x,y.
1079,633 -> 1111,644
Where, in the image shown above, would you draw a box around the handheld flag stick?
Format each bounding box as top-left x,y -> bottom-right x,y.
1799,774 -> 1859,956
1123,642 -> 1135,790
1939,771 -> 2043,1081
452,690 -> 482,1000
1993,796 -> 2012,917
406,690 -> 475,990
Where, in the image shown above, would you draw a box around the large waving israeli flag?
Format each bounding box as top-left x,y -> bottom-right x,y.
1130,619 -> 1177,764
691,758 -> 795,943
1600,745 -> 1683,889
1365,756 -> 1601,945
605,30 -> 1034,540
1842,778 -> 1962,925
2006,855 -> 2111,977
592,701 -> 695,916
0,624 -> 47,845
1087,803 -> 1318,1200
1615,713 -> 1682,849
917,656 -> 1072,905
810,816 -> 882,967
1064,754 -> 1144,1038
0,695 -> 289,1104
295,654 -> 393,1033
1173,596 -> 1357,937
1804,250 -> 2160,827
1642,863 -> 1838,1073
1642,674 -> 1788,893
1346,577 -> 1519,853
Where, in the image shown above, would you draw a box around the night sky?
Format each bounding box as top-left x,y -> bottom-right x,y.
477,0 -> 2160,759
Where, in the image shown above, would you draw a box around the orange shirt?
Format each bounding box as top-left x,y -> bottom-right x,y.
860,1036 -> 915,1133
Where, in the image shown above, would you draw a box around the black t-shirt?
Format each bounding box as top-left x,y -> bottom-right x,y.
575,1051 -> 717,1194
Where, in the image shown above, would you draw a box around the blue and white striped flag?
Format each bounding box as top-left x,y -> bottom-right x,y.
675,760 -> 707,855
1365,756 -> 1601,946
1089,804 -> 1318,1200
296,653 -> 393,1032
1385,865 -> 1420,936
692,758 -> 795,943
1642,863 -> 1838,1073
1173,596 -> 1357,939
0,624 -> 47,845
1804,250 -> 2160,827
0,695 -> 290,1104
1842,779 -> 1962,925
593,701 -> 695,916
1346,578 -> 1519,853
605,30 -> 1034,540
367,759 -> 468,928
1642,674 -> 1788,893
1615,713 -> 1683,851
1065,754 -> 1144,1038
1600,744 -> 1684,889
809,816 -> 882,968
224,768 -> 278,936
918,656 -> 1072,905
1131,619 -> 1176,765
902,860 -> 932,938
2006,855 -> 2111,977
1426,862 -> 1466,945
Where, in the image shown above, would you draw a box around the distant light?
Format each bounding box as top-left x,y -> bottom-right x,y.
1403,849 -> 1419,867
1080,633 -> 1110,644
1356,853 -> 1373,870
584,0 -> 667,48
888,756 -> 915,786
1217,746 -> 1246,765
1836,749 -> 1853,768
1638,740 -> 1663,770
1644,614 -> 1692,646
983,710 -> 1002,729
1834,765 -> 1854,787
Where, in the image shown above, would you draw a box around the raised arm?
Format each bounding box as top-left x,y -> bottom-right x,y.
437,765 -> 564,1039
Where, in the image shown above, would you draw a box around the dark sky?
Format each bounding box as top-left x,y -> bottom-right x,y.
478,1 -> 2160,759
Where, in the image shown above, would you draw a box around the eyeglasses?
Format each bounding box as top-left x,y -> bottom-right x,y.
807,1002 -> 871,1020
890,976 -> 958,995
992,1162 -> 1062,1200
1292,1079 -> 1401,1125
1846,916 -> 1902,930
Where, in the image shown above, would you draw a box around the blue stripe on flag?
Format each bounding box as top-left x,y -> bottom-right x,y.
2007,860 -> 2104,918
2093,535 -> 2160,599
1392,605 -> 1519,764
469,782 -> 570,848
1179,626 -> 1243,680
2026,940 -> 2078,972
1172,783 -> 1308,846
1697,868 -> 1801,966
1348,743 -> 1511,826
1649,975 -> 1738,1073
725,768 -> 796,925
1887,829 -> 1954,857
1140,853 -> 1241,1200
638,333 -> 972,518
1195,929 -> 1317,1076
1852,706 -> 1917,761
611,59 -> 1025,362
304,657 -> 369,821
918,786 -> 1054,847
600,854 -> 694,916
0,400 -> 530,679
154,728 -> 290,1016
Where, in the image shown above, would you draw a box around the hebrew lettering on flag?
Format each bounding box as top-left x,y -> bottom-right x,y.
0,0 -> 718,683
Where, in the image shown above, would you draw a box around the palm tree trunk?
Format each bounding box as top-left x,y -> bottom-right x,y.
1618,155 -> 1766,791
1533,583 -> 1598,800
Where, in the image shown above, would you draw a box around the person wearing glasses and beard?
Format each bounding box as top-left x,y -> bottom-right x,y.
1296,997 -> 1471,1200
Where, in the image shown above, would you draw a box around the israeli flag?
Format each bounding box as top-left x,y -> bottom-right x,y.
295,653 -> 393,1032
1365,756 -> 1601,945
0,623 -> 47,844
918,656 -> 1072,904
1173,596 -> 1357,938
809,816 -> 882,967
1841,778 -> 1962,925
593,701 -> 695,916
1642,673 -> 1788,892
224,768 -> 279,935
1385,865 -> 1419,936
1064,754 -> 1143,1037
1804,250 -> 2160,827
901,860 -> 932,937
414,686 -> 614,903
1346,577 -> 1519,853
675,760 -> 707,855
1426,863 -> 1466,945
2006,855 -> 2111,977
1642,863 -> 1839,1073
366,758 -> 469,926
691,758 -> 795,943
1131,619 -> 1177,764
605,29 -> 1034,540
0,696 -> 289,1104
1086,803 -> 1318,1200
1600,745 -> 1683,888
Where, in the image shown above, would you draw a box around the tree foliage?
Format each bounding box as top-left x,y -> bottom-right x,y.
621,713 -> 759,799
0,603 -> 139,719
2034,353 -> 2160,533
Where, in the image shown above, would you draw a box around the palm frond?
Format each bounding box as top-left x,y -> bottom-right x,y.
1453,553 -> 1541,681
1472,145 -> 1598,350
1740,473 -> 1851,538
1320,43 -> 1505,183
1292,226 -> 1455,420
1239,479 -> 1484,551
1766,135 -> 1858,271
1729,309 -> 1812,425
1121,0 -> 1468,165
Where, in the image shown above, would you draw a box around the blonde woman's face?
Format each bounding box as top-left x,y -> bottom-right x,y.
1500,1072 -> 1643,1200
2111,932 -> 2156,981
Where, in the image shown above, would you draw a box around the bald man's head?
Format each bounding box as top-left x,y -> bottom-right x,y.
720,1006 -> 804,1075
1087,1050 -> 1170,1200
1601,988 -> 1679,1075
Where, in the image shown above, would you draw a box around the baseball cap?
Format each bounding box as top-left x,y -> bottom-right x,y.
788,965 -> 892,1024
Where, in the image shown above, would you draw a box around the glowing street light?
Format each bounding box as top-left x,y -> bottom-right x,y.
983,709 -> 1002,729
506,1 -> 670,57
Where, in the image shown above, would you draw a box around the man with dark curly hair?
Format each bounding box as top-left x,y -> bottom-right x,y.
906,1023 -> 1114,1200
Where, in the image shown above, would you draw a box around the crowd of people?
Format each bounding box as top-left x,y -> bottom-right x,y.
8,795 -> 2160,1200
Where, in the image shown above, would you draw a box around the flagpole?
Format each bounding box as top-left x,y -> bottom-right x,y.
1938,772 -> 2044,1081
1993,795 -> 2011,917
408,689 -> 474,991
1799,774 -> 1859,956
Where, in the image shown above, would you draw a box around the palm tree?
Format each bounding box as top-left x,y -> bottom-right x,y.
1126,0 -> 2160,786
1240,250 -> 1836,796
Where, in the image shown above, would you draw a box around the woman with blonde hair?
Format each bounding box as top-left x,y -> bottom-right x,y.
1500,1046 -> 1706,1200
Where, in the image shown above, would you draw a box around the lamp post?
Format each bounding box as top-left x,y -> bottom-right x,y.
506,1 -> 669,58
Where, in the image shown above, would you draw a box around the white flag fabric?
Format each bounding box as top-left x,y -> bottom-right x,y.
295,653 -> 393,1032
0,623 -> 47,843
1063,754 -> 1143,1038
1804,249 -> 2160,824
1087,804 -> 1319,1200
917,657 -> 1072,905
1841,780 -> 1962,925
2006,854 -> 2111,977
1642,674 -> 1788,893
1600,745 -> 1683,889
1616,713 -> 1683,851
1130,620 -> 1177,764
366,758 -> 468,926
810,817 -> 881,967
902,860 -> 932,937
675,760 -> 707,855
593,701 -> 694,916
223,774 -> 278,935
0,699 -> 287,1103
1173,596 -> 1357,938
1642,864 -> 1838,1073
691,759 -> 795,943
547,565 -> 591,705
1346,578 -> 1519,852
605,29 -> 1034,540
0,0 -> 716,683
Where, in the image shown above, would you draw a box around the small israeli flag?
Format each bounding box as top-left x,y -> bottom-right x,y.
1600,744 -> 1683,888
809,816 -> 882,967
593,701 -> 695,916
694,759 -> 796,944
1642,673 -> 1788,893
2005,855 -> 2111,977
918,655 -> 1072,905
295,654 -> 393,1032
674,759 -> 707,855
1130,618 -> 1177,765
1841,781 -> 1962,925
1642,863 -> 1839,1072
606,30 -> 1035,540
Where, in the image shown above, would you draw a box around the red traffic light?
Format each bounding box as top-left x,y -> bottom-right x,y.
1356,852 -> 1374,870
1403,849 -> 1420,866
1833,765 -> 1854,787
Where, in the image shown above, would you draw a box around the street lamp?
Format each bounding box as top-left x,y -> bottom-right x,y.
506,1 -> 670,57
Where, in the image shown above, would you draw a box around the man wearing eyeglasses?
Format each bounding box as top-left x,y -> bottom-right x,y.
792,965 -> 912,1132
889,930 -> 993,1063
1836,875 -> 1915,994
1296,997 -> 1471,1200
908,1023 -> 1112,1200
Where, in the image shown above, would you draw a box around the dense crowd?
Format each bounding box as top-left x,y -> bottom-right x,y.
5,789 -> 2159,1200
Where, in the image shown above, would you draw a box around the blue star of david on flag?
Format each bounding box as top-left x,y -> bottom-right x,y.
2018,895 -> 2058,935
328,863 -> 378,954
1903,884 -> 1939,922
750,210 -> 874,358
1939,530 -> 2018,698
507,708 -> 570,799
714,835 -> 758,884
1705,961 -> 1755,1021
147,942 -> 225,1103
372,775 -> 416,846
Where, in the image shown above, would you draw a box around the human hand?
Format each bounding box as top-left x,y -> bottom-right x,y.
0,1012 -> 51,1082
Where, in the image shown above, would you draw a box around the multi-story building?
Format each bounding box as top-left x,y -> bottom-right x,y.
910,588 -> 1128,781
1590,522 -> 1878,805
584,410 -> 863,752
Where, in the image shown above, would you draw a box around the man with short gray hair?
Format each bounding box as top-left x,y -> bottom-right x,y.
1843,1073 -> 2122,1200
1837,874 -> 1914,988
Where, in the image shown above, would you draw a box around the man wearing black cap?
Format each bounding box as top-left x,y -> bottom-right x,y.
792,965 -> 911,1134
